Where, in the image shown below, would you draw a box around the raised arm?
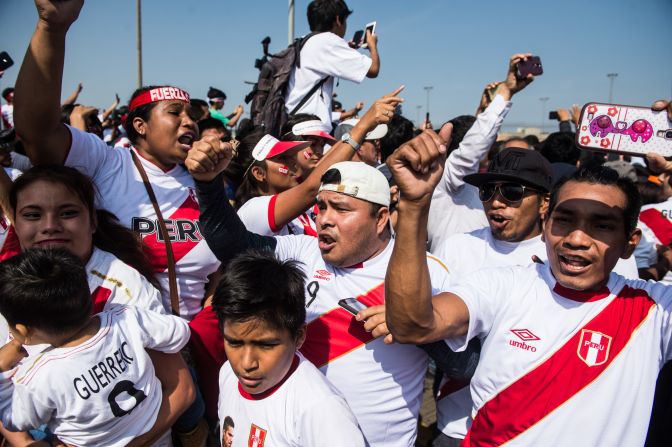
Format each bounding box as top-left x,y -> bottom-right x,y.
337,101 -> 364,121
272,87 -> 403,228
225,104 -> 244,128
185,137 -> 277,265
14,0 -> 84,165
61,82 -> 83,106
99,93 -> 120,123
364,30 -> 380,78
385,125 -> 470,344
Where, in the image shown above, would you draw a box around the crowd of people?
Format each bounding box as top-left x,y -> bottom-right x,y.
0,0 -> 672,446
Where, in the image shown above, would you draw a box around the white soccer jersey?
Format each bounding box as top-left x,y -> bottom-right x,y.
274,236 -> 450,446
237,195 -> 317,237
634,199 -> 672,284
434,228 -> 640,439
217,353 -> 365,446
0,306 -> 189,446
65,126 -> 221,320
87,247 -> 166,315
445,264 -> 672,446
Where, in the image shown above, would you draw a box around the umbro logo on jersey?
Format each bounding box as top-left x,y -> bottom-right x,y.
577,329 -> 612,367
313,269 -> 332,281
508,328 -> 540,352
248,424 -> 267,447
132,217 -> 203,242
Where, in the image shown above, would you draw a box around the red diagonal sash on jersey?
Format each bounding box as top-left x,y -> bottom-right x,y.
300,282 -> 385,368
463,286 -> 656,447
143,194 -> 201,272
91,286 -> 112,314
639,208 -> 672,246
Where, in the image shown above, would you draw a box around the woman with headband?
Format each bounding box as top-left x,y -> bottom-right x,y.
13,1 -> 220,443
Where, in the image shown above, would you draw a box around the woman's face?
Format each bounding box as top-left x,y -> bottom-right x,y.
257,149 -> 301,194
294,136 -> 327,177
14,180 -> 95,261
134,100 -> 199,170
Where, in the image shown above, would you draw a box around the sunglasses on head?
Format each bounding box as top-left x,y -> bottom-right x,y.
478,182 -> 539,203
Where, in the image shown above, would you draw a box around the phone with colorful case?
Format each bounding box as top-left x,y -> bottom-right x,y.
575,102 -> 672,157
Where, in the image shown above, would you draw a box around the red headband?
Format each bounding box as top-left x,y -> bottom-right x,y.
129,86 -> 191,111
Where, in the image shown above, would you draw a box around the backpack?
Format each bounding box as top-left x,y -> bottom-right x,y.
246,32 -> 327,137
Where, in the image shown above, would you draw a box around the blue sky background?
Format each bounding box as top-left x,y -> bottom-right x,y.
1,0 -> 670,131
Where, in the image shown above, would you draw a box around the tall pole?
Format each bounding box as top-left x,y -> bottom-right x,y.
288,0 -> 295,45
607,73 -> 618,103
423,86 -> 433,122
539,97 -> 549,133
136,0 -> 143,88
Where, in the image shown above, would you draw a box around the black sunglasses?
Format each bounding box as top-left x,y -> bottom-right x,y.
478,182 -> 539,203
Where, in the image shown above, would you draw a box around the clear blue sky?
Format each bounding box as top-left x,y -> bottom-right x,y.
1,0 -> 670,131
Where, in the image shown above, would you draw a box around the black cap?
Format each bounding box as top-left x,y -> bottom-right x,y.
464,148 -> 553,192
207,87 -> 226,100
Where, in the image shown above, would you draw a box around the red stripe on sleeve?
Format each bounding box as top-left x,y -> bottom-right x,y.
639,208 -> 672,246
267,195 -> 280,233
463,286 -> 656,446
300,283 -> 385,368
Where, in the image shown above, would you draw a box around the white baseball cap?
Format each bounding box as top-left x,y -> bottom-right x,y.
337,118 -> 388,140
291,120 -> 336,142
318,161 -> 391,207
252,134 -> 311,161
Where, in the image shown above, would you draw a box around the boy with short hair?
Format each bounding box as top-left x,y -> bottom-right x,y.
213,250 -> 365,446
0,248 -> 191,446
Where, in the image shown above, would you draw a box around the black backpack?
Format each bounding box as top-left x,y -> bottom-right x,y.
246,33 -> 327,137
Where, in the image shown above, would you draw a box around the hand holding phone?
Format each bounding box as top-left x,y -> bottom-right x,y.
338,298 -> 368,316
516,56 -> 543,79
361,21 -> 377,49
352,30 -> 364,48
0,52 -> 13,72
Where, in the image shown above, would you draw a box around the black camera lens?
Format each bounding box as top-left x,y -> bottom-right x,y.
666,130 -> 672,139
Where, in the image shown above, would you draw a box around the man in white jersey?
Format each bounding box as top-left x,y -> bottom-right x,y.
385,128 -> 672,446
187,143 -> 453,445
214,251 -> 365,446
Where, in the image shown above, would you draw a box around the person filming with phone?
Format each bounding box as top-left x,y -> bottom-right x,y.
284,0 -> 380,128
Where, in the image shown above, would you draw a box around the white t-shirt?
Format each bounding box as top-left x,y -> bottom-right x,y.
634,199 -> 672,284
0,306 -> 189,446
217,353 -> 365,446
273,236 -> 450,446
87,247 -> 166,315
434,227 -> 640,439
427,95 -> 513,252
65,126 -> 221,320
285,32 -> 371,126
446,264 -> 672,446
1,103 -> 13,128
0,168 -> 21,262
237,195 -> 317,237
8,153 -> 31,172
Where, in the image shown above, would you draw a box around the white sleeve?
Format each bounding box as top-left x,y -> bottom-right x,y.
64,125 -> 125,186
0,369 -> 53,431
273,234 -> 317,261
439,95 -> 512,195
612,256 -> 639,279
124,307 -> 190,353
303,35 -> 372,84
139,281 -> 169,315
9,153 -> 32,172
428,254 -> 452,292
634,225 -> 659,269
444,268 -> 510,352
237,195 -> 276,236
299,395 -> 366,446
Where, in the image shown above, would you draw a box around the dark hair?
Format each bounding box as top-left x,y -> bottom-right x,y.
280,113 -> 321,140
0,248 -> 91,334
446,115 -> 477,153
1,88 -> 13,101
60,104 -> 76,125
307,0 -> 352,32
332,100 -> 343,111
207,87 -> 227,102
229,128 -> 269,209
190,98 -> 209,109
223,416 -> 235,430
502,136 -> 531,150
190,98 -> 210,121
9,166 -> 159,288
124,85 -> 193,144
540,132 -> 580,165
213,250 -> 306,338
198,117 -> 228,134
380,114 -> 414,163
548,165 -> 642,236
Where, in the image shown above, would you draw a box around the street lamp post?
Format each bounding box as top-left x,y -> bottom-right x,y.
136,0 -> 143,88
423,86 -> 433,123
288,0 -> 295,45
539,97 -> 549,133
607,73 -> 618,103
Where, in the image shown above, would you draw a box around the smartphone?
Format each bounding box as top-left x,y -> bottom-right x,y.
352,30 -> 364,48
0,52 -> 13,72
575,102 -> 672,157
338,298 -> 368,316
549,111 -> 559,120
360,21 -> 376,49
516,56 -> 543,79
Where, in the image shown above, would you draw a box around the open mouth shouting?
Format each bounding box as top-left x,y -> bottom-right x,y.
318,232 -> 337,252
557,252 -> 592,275
178,132 -> 196,151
